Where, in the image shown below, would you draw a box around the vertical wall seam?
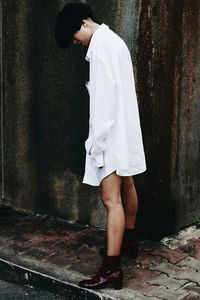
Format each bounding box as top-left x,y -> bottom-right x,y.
0,0 -> 4,205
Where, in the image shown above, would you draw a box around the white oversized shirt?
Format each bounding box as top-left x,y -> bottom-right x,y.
82,23 -> 146,186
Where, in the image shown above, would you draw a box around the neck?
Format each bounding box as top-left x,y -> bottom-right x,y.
84,18 -> 100,33
84,19 -> 101,46
90,22 -> 100,35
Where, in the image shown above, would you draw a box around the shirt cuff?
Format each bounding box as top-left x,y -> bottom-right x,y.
93,152 -> 104,168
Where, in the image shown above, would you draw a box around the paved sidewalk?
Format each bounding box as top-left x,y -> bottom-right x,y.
0,206 -> 200,300
0,278 -> 63,299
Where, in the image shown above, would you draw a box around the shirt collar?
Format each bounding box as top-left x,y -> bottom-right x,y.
85,23 -> 109,62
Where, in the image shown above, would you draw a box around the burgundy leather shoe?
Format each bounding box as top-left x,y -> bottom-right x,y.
78,268 -> 123,290
78,254 -> 123,290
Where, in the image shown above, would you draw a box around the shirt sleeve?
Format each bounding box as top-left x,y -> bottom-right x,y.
89,52 -> 117,168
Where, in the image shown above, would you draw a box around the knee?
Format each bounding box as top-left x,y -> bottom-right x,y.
101,192 -> 122,209
122,177 -> 135,192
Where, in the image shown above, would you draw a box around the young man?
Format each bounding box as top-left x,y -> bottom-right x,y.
55,2 -> 146,290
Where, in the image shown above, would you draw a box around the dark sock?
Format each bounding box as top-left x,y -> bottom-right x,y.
103,254 -> 121,271
124,228 -> 137,238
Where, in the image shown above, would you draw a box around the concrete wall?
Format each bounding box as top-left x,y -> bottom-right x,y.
1,0 -> 200,239
136,0 -> 200,238
0,0 -> 3,206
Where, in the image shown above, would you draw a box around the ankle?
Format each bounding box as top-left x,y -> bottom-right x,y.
103,254 -> 121,270
125,227 -> 135,231
124,228 -> 137,235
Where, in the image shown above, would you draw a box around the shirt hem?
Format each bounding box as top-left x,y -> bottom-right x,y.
82,166 -> 147,186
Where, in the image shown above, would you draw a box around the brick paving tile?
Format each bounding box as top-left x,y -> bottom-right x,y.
134,249 -> 162,268
22,235 -> 66,248
75,244 -> 99,259
49,240 -> 85,256
75,231 -> 105,248
0,237 -> 14,249
151,245 -> 188,263
148,273 -> 188,291
40,239 -> 64,248
10,242 -> 33,254
161,226 -> 200,251
44,254 -> 75,268
20,248 -> 54,260
123,265 -> 160,283
39,226 -> 84,236
177,256 -> 200,272
178,238 -> 200,259
178,242 -> 197,258
177,237 -> 200,257
193,239 -> 200,260
144,286 -> 189,300
181,294 -> 200,299
123,281 -> 154,293
9,235 -> 67,255
124,280 -> 189,300
69,257 -> 102,276
180,282 -> 200,296
149,262 -> 200,285
12,234 -> 40,244
139,239 -> 160,252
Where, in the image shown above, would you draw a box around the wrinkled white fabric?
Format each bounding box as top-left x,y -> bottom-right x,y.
82,23 -> 146,186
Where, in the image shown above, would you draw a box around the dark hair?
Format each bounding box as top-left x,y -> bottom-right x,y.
55,2 -> 94,48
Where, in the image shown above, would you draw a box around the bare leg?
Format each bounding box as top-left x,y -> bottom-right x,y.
100,171 -> 125,256
78,171 -> 124,289
121,176 -> 138,229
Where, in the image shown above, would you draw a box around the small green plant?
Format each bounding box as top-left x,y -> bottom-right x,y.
192,219 -> 200,229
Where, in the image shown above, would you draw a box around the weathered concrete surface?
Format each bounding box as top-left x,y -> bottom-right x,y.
2,0 -> 105,227
170,1 -> 200,233
1,0 -> 200,238
0,0 -> 3,206
136,0 -> 200,238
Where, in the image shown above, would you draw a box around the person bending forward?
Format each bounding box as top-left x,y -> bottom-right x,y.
55,2 -> 146,290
